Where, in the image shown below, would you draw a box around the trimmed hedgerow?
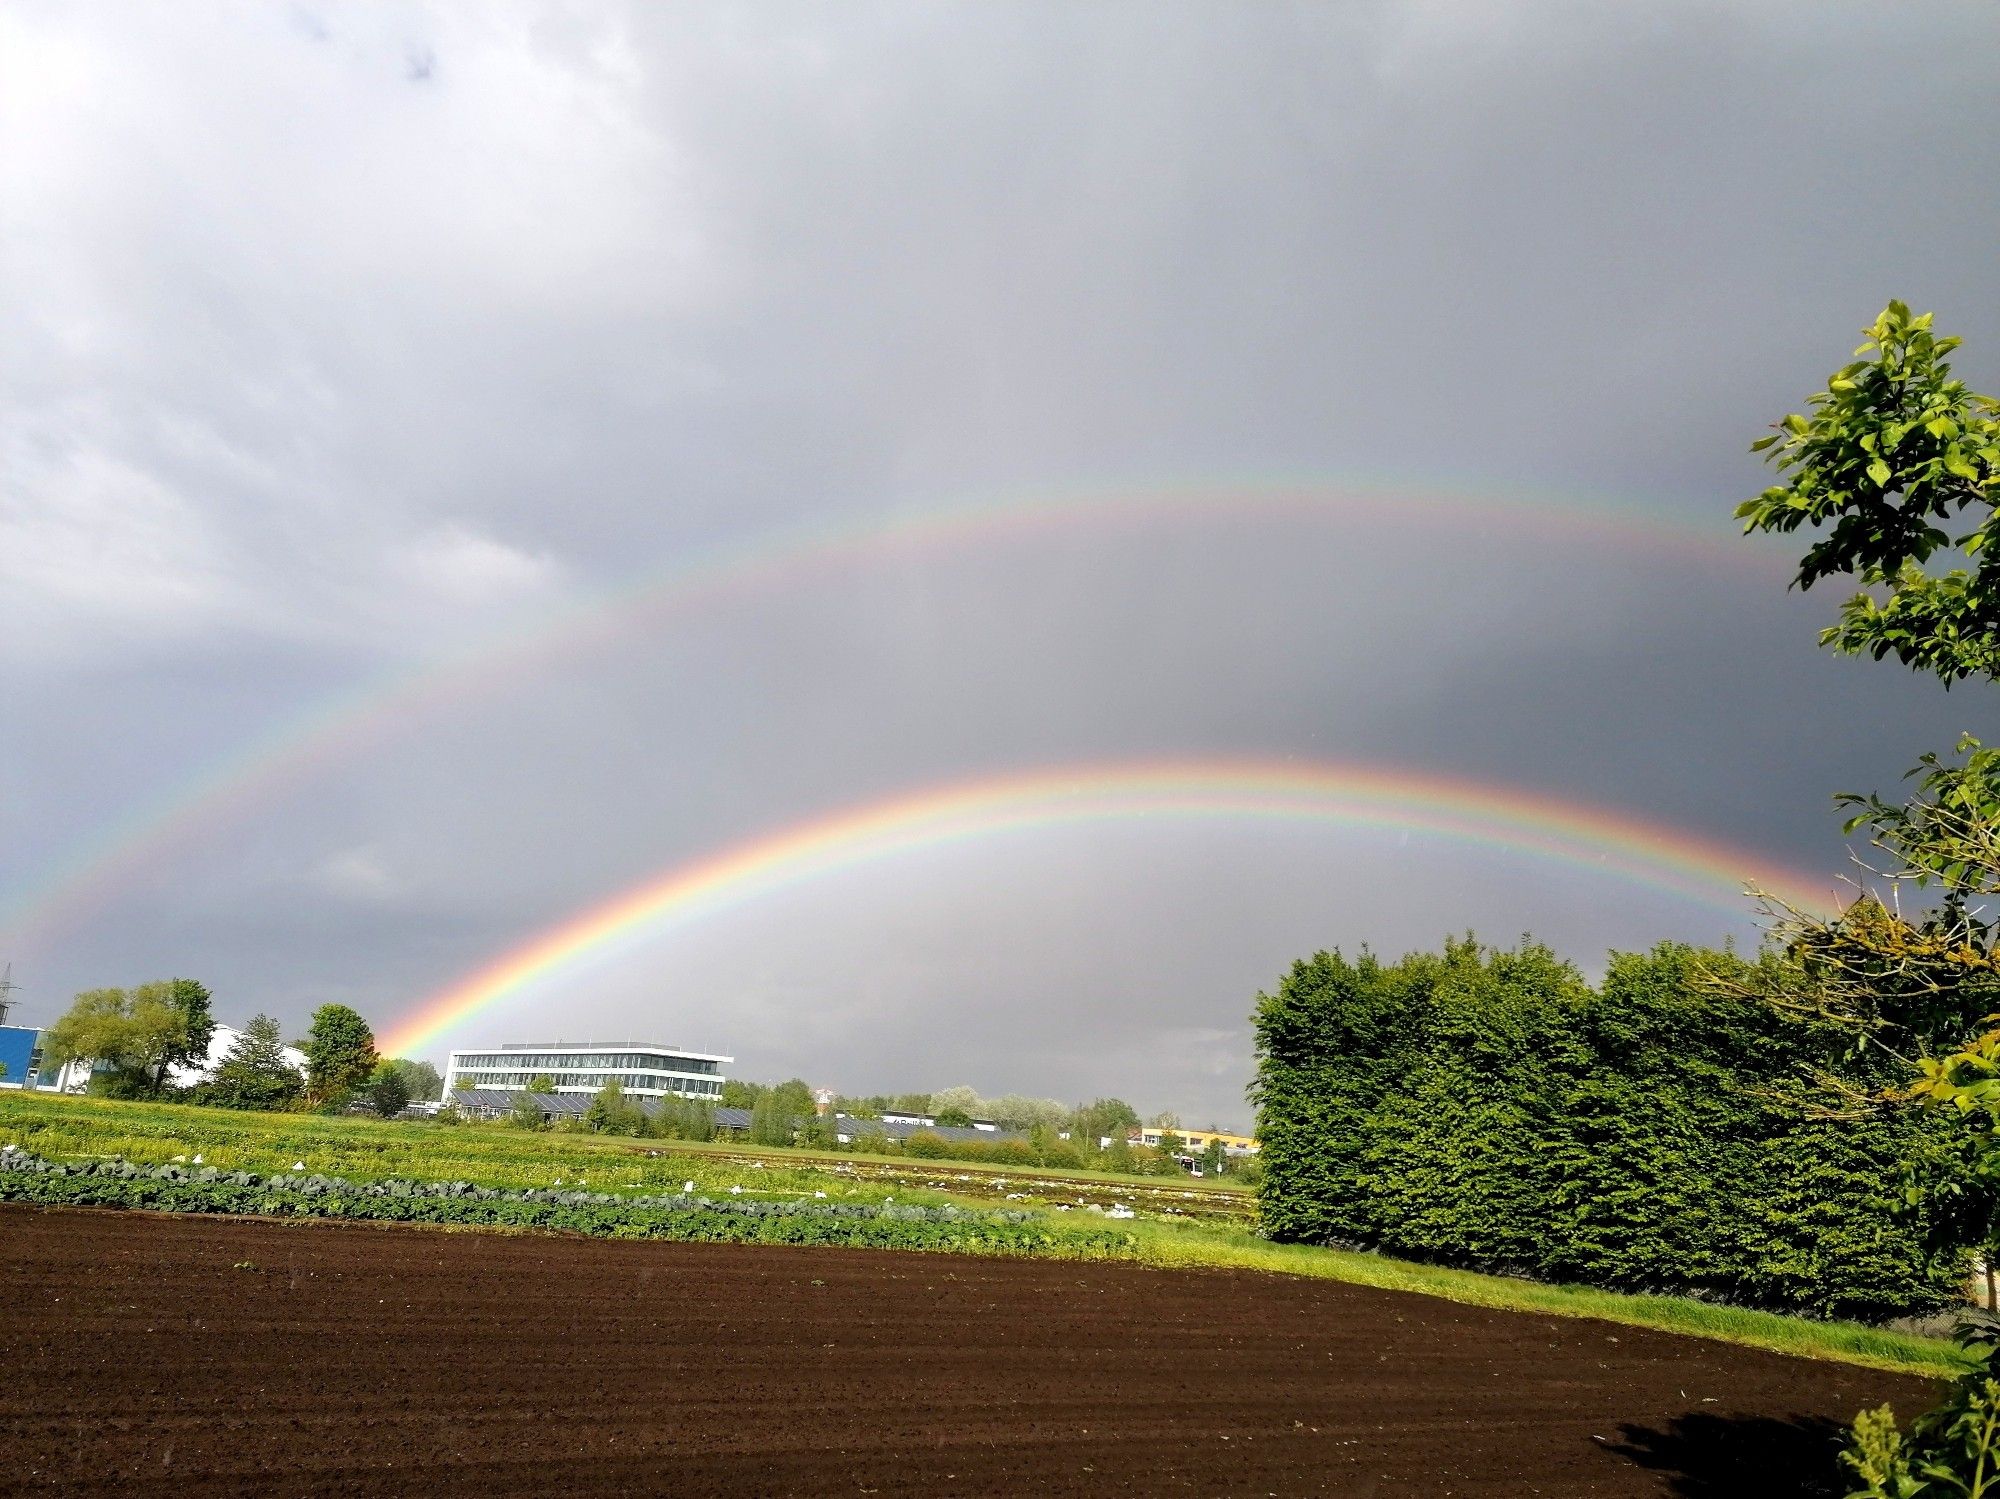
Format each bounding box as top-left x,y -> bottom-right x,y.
0,1146 -> 1139,1259
1252,938 -> 1967,1321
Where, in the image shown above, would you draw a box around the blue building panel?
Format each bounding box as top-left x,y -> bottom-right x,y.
0,1026 -> 40,1087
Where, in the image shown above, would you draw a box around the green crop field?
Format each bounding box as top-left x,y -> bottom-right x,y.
0,1090 -> 1966,1378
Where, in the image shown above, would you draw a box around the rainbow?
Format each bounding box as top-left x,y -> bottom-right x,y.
376,758 -> 1831,1058
3,475 -> 1780,948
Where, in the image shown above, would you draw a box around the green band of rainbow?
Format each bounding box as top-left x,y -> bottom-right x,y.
376,758 -> 1827,1058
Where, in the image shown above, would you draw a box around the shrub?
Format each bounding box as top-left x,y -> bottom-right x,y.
1252,937 -> 1966,1319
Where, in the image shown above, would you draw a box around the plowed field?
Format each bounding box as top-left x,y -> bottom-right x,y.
0,1204 -> 1936,1496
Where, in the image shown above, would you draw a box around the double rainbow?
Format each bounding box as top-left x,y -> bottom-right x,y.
377,758 -> 1830,1058
4,475 -> 1773,947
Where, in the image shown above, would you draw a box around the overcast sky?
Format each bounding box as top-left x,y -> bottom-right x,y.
5,2 -> 1998,1124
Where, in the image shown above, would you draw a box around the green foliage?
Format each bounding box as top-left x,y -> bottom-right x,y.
525,1073 -> 556,1093
42,983 -> 198,1097
584,1078 -> 641,1134
747,1091 -> 790,1146
904,1130 -> 950,1159
365,1063 -> 411,1118
372,1058 -> 442,1103
1838,734 -> 2000,905
1844,1325 -> 2000,1497
1253,936 -> 1965,1319
156,979 -> 214,1090
1740,301 -> 2000,684
650,1095 -> 715,1142
196,1014 -> 302,1111
0,1147 -> 1139,1261
299,1004 -> 378,1106
933,1107 -> 974,1128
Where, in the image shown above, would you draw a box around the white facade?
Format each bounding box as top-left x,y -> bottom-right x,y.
442,1041 -> 730,1101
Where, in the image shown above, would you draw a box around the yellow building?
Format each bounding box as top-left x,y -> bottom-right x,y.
1133,1126 -> 1258,1154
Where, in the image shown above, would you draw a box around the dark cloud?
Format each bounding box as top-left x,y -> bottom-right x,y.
6,2 -> 1999,1122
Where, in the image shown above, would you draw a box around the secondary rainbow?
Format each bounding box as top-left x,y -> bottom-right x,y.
4,475 -> 1783,947
377,758 -> 1832,1058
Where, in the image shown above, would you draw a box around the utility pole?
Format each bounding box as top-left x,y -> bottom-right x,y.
0,963 -> 17,1028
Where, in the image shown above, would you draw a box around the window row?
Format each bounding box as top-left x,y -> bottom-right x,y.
456,1071 -> 722,1096
458,1052 -> 720,1075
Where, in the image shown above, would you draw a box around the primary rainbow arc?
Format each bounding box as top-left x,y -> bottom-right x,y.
377,758 -> 1831,1058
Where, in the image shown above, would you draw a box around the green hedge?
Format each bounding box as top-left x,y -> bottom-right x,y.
0,1148 -> 1139,1259
1252,938 -> 1966,1320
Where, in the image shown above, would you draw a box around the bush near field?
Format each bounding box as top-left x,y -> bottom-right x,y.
1253,937 -> 1967,1321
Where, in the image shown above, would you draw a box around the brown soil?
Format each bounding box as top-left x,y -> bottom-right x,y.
0,1204 -> 1937,1497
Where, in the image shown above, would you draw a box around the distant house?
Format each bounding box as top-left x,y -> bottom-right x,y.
1131,1125 -> 1259,1157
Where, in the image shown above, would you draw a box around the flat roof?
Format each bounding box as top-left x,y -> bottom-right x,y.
451,1042 -> 734,1064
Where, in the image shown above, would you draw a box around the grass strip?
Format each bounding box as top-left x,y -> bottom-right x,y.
1123,1220 -> 1969,1379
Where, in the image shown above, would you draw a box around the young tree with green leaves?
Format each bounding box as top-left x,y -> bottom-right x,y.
203,1014 -> 303,1110
365,1062 -> 412,1118
373,1058 -> 444,1103
584,1078 -> 637,1133
298,1004 -> 378,1107
1740,299 -> 2000,685
41,983 -> 194,1097
151,979 -> 215,1093
1736,302 -> 2000,1494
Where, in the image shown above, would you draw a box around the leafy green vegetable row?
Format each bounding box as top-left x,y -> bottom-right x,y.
0,1147 -> 1139,1258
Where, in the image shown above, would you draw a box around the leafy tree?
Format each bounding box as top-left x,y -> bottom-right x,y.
509,1089 -> 547,1128
721,1079 -> 766,1108
377,1058 -> 444,1103
584,1078 -> 639,1133
202,1015 -> 303,1111
41,984 -> 191,1097
151,979 -> 215,1093
1199,1138 -> 1226,1175
298,1004 -> 378,1106
1070,1097 -> 1140,1146
1740,299 -> 2000,685
929,1084 -> 984,1119
770,1078 -> 817,1121
933,1106 -> 973,1128
525,1073 -> 556,1093
747,1091 -> 790,1146
365,1062 -> 411,1118
987,1093 -> 1068,1131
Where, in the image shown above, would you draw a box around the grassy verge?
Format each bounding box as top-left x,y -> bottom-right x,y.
1123,1220 -> 1967,1379
0,1091 -> 1962,1377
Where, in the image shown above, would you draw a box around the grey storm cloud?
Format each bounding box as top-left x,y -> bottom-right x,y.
4,1 -> 1998,1124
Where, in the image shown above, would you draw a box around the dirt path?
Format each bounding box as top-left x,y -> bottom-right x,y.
0,1204 -> 1936,1496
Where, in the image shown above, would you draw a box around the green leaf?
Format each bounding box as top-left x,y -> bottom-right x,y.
1868,459 -> 1893,487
